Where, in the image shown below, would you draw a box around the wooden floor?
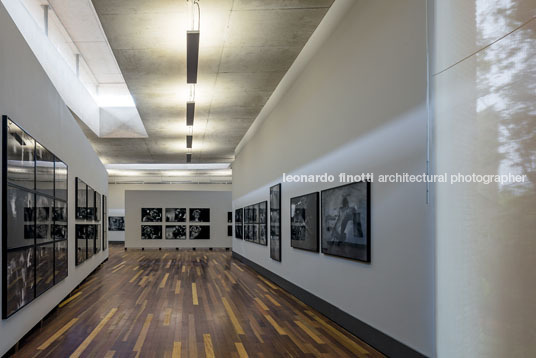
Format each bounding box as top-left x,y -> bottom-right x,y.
13,244 -> 383,358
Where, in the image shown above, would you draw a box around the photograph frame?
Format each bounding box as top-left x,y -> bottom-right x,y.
270,184 -> 282,261
290,191 -> 319,253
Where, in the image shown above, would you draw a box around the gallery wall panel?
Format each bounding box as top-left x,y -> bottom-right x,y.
124,190 -> 231,249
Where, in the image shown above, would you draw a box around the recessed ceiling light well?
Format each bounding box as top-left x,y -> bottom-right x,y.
186,0 -> 200,84
186,135 -> 193,148
186,101 -> 195,126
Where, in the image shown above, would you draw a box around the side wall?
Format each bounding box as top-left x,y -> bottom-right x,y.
0,3 -> 108,356
125,190 -> 232,249
433,1 -> 536,356
232,0 -> 433,356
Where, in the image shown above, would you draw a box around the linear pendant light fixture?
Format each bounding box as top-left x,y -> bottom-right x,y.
186,0 -> 200,163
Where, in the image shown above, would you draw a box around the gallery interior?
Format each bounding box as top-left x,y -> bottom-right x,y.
0,0 -> 534,357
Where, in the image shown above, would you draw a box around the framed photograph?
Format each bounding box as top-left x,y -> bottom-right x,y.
189,225 -> 210,240
36,195 -> 52,243
141,208 -> 162,222
5,247 -> 35,318
259,224 -> 267,245
6,118 -> 35,190
36,243 -> 54,297
321,182 -> 371,262
165,208 -> 186,222
166,225 -> 187,240
54,240 -> 68,283
141,225 -> 162,240
228,212 -> 232,223
54,157 -> 68,201
235,225 -> 243,240
76,224 -> 87,265
103,195 -> 108,250
52,224 -> 67,241
95,192 -> 101,222
35,142 -> 54,196
6,186 -> 34,249
95,224 -> 101,253
87,186 -> 95,221
108,216 -> 125,231
258,201 -> 267,224
235,208 -> 243,239
75,178 -> 87,220
235,208 -> 243,223
87,225 -> 95,258
290,192 -> 319,252
53,201 -> 67,223
270,184 -> 281,261
227,225 -> 232,236
189,208 -> 210,223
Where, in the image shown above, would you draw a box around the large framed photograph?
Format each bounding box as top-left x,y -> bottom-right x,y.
36,243 -> 54,297
54,240 -> 68,283
165,208 -> 186,222
54,157 -> 68,201
95,192 -> 102,222
321,182 -> 371,262
141,208 -> 162,222
228,212 -> 232,223
108,216 -> 125,231
141,225 -> 162,240
189,225 -> 210,240
166,225 -> 187,240
234,208 -> 243,239
189,208 -> 210,223
235,224 -> 243,240
6,186 -> 34,249
87,186 -> 95,221
102,195 -> 108,250
76,224 -> 87,265
270,184 -> 281,261
35,142 -> 54,196
87,224 -> 95,258
258,201 -> 268,246
290,192 -> 319,252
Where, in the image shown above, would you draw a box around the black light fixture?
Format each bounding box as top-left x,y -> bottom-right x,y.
186,135 -> 193,148
187,30 -> 200,84
186,153 -> 192,163
186,101 -> 195,126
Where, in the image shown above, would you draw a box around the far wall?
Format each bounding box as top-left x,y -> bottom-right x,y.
125,190 -> 232,249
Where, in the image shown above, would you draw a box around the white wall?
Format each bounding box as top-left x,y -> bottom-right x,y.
108,183 -> 232,242
0,3 -> 108,355
433,1 -> 536,356
232,0 -> 433,356
125,190 -> 232,249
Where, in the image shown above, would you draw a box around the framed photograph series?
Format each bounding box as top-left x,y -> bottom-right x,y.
140,207 -> 211,240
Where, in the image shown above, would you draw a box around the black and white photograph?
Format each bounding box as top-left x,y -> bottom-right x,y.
166,225 -> 187,240
270,184 -> 281,261
190,208 -> 210,222
87,186 -> 95,220
76,178 -> 87,220
189,225 -> 210,240
321,181 -> 371,262
290,192 -> 319,252
235,208 -> 243,223
7,186 -> 34,249
35,243 -> 54,296
76,224 -> 87,265
36,206 -> 50,222
258,201 -> 267,224
95,224 -> 101,253
141,208 -> 162,222
87,225 -> 95,258
5,247 -> 35,318
108,216 -> 125,231
35,142 -> 54,196
141,225 -> 162,240
52,224 -> 67,240
35,224 -> 49,240
259,224 -> 267,245
6,119 -> 35,190
53,202 -> 67,222
228,225 -> 233,236
54,240 -> 68,283
95,193 -> 101,222
103,195 -> 108,250
165,208 -> 186,222
228,212 -> 232,223
235,225 -> 243,240
54,158 -> 68,201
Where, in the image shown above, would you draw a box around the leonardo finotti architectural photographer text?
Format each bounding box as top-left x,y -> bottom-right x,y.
282,172 -> 528,185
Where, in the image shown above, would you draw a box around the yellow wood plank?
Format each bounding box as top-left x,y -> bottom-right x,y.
182,266 -> 186,273
192,283 -> 199,305
172,341 -> 182,358
232,263 -> 244,272
295,320 -> 325,344
254,297 -> 269,311
175,280 -> 181,294
222,297 -> 244,335
163,308 -> 172,326
256,283 -> 268,293
257,276 -> 278,290
225,271 -> 236,284
264,314 -> 287,335
203,334 -> 215,358
235,342 -> 248,358
166,260 -> 172,269
264,294 -> 281,307
37,318 -> 78,350
196,267 -> 202,276
69,308 -> 117,358
104,351 -> 115,358
59,292 -> 82,308
112,261 -> 126,269
160,273 -> 170,288
133,314 -> 153,352
129,270 -> 143,283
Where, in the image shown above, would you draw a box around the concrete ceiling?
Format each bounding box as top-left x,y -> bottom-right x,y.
89,0 -> 334,164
